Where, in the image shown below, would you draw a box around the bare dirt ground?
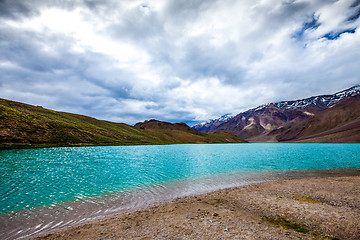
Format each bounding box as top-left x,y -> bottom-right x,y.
36,176 -> 360,240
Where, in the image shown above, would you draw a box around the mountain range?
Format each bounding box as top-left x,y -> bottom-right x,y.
0,99 -> 245,150
193,85 -> 360,143
1,85 -> 359,149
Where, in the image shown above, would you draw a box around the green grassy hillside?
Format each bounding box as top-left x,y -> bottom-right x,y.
0,98 -> 245,149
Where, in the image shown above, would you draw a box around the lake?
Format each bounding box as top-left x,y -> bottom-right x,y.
1,143 -> 360,239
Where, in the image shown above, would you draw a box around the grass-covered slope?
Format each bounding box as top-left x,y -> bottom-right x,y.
0,98 -> 245,149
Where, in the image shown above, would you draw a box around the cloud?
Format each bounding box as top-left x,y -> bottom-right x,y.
0,0 -> 359,124
0,0 -> 39,19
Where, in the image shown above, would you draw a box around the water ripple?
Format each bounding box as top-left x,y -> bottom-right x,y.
0,143 -> 360,239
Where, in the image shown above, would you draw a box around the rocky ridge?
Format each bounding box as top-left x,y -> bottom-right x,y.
192,85 -> 360,142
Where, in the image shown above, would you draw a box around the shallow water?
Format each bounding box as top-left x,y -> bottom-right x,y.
0,143 -> 359,239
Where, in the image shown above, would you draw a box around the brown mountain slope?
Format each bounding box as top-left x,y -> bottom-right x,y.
214,105 -> 311,140
135,119 -> 196,132
134,119 -> 246,143
294,119 -> 360,143
0,98 -> 245,149
276,94 -> 360,142
193,85 -> 360,142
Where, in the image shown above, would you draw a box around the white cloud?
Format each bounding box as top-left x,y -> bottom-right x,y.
0,0 -> 359,124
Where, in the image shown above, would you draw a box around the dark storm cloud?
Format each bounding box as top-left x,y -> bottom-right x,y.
0,0 -> 39,19
350,0 -> 360,8
280,0 -> 309,17
347,1 -> 360,22
0,28 -> 73,73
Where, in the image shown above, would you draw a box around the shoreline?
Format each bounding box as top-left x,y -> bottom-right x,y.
32,170 -> 360,240
2,143 -> 360,240
1,141 -> 358,151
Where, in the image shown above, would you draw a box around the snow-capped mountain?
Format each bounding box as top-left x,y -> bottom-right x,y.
252,85 -> 360,112
192,85 -> 360,142
192,113 -> 233,132
271,85 -> 360,110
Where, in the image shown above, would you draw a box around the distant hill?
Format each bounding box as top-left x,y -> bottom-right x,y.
0,98 -> 245,150
135,119 -> 196,131
193,85 -> 360,143
133,119 -> 245,144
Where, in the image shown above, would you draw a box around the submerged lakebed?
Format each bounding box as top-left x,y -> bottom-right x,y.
1,143 -> 360,239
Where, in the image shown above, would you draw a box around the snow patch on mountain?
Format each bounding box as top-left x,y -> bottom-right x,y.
271,85 -> 360,110
193,85 -> 360,129
192,113 -> 233,128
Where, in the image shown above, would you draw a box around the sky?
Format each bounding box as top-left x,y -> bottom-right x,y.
0,0 -> 359,125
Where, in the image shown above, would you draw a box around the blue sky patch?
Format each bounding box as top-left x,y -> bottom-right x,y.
292,15 -> 320,40
322,28 -> 357,40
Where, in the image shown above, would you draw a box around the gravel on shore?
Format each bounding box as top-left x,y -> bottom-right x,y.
36,176 -> 360,240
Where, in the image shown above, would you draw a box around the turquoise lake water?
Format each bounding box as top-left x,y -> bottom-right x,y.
1,143 -> 360,214
0,143 -> 360,239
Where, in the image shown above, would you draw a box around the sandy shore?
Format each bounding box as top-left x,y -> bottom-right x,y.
35,175 -> 360,240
